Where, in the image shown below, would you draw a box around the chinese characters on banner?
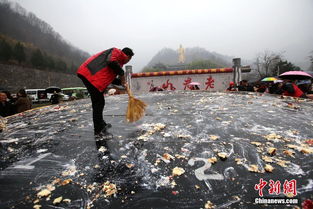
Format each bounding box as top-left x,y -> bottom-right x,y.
147,76 -> 216,91
182,76 -> 215,90
205,76 -> 215,90
162,79 -> 176,90
255,178 -> 297,197
147,79 -> 176,91
183,77 -> 192,90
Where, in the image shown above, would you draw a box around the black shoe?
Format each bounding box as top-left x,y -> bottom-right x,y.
104,123 -> 112,130
95,130 -> 113,140
94,123 -> 112,135
96,140 -> 108,148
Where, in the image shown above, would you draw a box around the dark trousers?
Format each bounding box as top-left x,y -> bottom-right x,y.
78,74 -> 105,134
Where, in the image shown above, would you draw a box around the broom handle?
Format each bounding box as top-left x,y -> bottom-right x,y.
125,82 -> 133,97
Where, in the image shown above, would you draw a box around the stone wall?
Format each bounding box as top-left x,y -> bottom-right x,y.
132,73 -> 233,92
0,64 -> 83,92
130,68 -> 235,93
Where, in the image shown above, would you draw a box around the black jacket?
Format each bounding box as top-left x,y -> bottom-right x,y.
0,101 -> 15,117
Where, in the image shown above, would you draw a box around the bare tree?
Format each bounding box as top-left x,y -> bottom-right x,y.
254,51 -> 283,78
309,51 -> 313,71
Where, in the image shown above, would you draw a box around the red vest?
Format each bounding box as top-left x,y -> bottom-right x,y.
77,48 -> 128,92
283,83 -> 304,98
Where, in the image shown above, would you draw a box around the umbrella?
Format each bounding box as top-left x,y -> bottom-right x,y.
187,82 -> 201,86
261,77 -> 277,82
273,80 -> 283,84
279,71 -> 313,80
45,86 -> 61,93
304,71 -> 313,77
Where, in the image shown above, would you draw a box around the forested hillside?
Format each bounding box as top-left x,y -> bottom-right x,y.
0,0 -> 89,74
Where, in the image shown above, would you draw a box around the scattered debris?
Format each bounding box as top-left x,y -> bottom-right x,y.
305,139 -> 313,146
171,191 -> 179,195
176,134 -> 192,139
53,196 -> 63,205
275,159 -> 290,167
204,200 -> 215,209
171,180 -> 177,188
248,165 -> 260,173
208,157 -> 218,164
235,158 -> 244,165
63,199 -> 71,203
283,149 -> 295,158
217,152 -> 228,160
251,142 -> 262,146
300,147 -> 313,154
287,103 -> 299,109
60,179 -> 72,186
102,181 -> 117,197
46,184 -> 55,192
37,189 -> 51,198
126,163 -> 135,168
162,153 -> 175,161
232,195 -> 241,201
267,147 -> 277,156
0,117 -> 7,132
209,135 -> 219,140
264,164 -> 274,172
120,155 -> 128,159
174,154 -> 187,159
98,146 -> 107,152
61,167 -> 77,176
262,155 -> 273,163
172,167 -> 185,176
138,123 -> 166,141
264,133 -> 283,141
286,144 -> 298,149
286,144 -> 313,154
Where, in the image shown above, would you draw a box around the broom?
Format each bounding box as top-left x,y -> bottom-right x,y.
126,84 -> 147,122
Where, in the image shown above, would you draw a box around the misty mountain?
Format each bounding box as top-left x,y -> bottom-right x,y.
146,47 -> 233,68
0,0 -> 89,68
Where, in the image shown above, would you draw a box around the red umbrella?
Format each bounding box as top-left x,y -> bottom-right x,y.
279,71 -> 313,80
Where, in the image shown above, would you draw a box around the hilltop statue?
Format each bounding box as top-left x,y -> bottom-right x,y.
178,44 -> 185,64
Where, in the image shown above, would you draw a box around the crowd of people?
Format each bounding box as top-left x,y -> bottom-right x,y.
227,79 -> 313,99
0,89 -> 32,117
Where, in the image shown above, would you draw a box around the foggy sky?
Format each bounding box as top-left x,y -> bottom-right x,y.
13,0 -> 313,72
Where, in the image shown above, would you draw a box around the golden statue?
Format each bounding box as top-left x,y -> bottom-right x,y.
178,44 -> 185,64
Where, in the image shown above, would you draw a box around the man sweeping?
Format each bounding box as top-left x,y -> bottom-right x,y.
77,47 -> 134,137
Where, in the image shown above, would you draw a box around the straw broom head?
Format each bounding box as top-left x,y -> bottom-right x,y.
126,86 -> 147,122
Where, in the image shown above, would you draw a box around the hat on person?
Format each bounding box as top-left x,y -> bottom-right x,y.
122,47 -> 134,57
